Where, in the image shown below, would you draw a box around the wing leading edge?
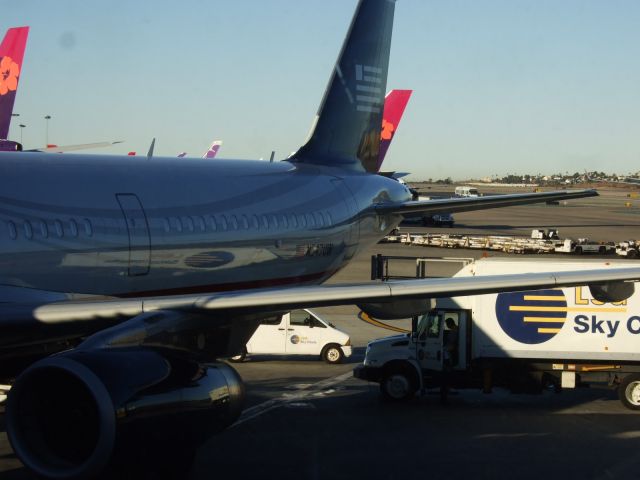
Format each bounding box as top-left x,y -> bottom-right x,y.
378,188 -> 598,216
20,266 -> 640,325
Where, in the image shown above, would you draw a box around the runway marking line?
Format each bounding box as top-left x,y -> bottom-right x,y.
232,371 -> 352,428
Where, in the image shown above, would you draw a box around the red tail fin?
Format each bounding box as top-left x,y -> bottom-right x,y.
376,89 -> 412,172
0,26 -> 29,140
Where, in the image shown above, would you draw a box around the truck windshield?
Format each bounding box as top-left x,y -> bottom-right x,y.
416,311 -> 441,340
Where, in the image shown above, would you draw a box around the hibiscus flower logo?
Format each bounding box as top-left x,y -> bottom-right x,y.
380,119 -> 395,141
0,56 -> 20,96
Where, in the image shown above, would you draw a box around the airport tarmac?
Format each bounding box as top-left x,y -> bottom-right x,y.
1,186 -> 639,479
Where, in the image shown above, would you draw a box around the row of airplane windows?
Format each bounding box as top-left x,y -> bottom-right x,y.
160,211 -> 333,234
5,211 -> 334,240
6,218 -> 93,240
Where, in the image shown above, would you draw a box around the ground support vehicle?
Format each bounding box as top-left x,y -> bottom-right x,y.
422,213 -> 454,227
571,239 -> 617,255
354,258 -> 640,409
617,241 -> 639,259
231,309 -> 352,363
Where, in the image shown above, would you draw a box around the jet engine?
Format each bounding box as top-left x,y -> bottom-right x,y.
0,139 -> 22,152
6,348 -> 244,479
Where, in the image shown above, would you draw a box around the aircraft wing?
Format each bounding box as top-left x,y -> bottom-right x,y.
26,141 -> 123,153
21,266 -> 640,324
376,188 -> 597,216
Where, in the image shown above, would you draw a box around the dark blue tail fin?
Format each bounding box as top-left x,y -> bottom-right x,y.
291,0 -> 396,171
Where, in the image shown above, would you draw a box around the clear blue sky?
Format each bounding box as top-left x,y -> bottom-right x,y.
3,0 -> 640,180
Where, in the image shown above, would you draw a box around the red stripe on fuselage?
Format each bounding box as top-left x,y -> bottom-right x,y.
114,269 -> 339,298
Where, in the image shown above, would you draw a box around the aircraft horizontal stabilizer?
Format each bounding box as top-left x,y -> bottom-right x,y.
27,141 -> 124,153
376,189 -> 598,216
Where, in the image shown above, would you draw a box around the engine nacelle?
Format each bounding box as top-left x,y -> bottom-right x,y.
0,139 -> 23,152
6,348 -> 244,479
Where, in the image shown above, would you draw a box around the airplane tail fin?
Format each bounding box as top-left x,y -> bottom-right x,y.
290,0 -> 395,172
376,89 -> 412,172
203,140 -> 222,159
0,26 -> 29,140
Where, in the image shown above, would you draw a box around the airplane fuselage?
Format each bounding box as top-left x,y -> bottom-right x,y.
0,152 -> 409,301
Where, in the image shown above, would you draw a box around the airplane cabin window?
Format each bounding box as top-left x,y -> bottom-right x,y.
230,215 -> 238,230
170,217 -> 182,233
270,215 -> 278,229
324,212 -> 332,226
205,215 -> 216,232
23,221 -> 33,240
315,212 -> 324,228
219,215 -> 228,231
83,219 -> 93,237
39,220 -> 48,238
162,218 -> 171,233
194,216 -> 205,232
241,215 -> 249,229
298,214 -> 306,228
261,215 -> 269,230
289,214 -> 298,228
306,213 -> 315,228
280,215 -> 288,229
54,220 -> 64,238
7,221 -> 17,240
69,219 -> 78,237
251,215 -> 259,229
183,216 -> 194,232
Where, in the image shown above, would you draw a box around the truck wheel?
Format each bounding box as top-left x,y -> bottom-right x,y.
322,344 -> 343,364
619,374 -> 640,410
229,347 -> 247,363
598,246 -> 606,254
575,246 -> 583,254
380,368 -> 417,401
629,250 -> 638,259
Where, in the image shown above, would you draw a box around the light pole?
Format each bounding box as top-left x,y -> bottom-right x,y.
19,124 -> 26,144
44,115 -> 51,146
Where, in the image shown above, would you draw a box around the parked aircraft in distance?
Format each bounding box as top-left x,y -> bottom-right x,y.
377,89 -> 412,172
178,139 -> 223,159
0,26 -> 28,152
1,1 -> 638,478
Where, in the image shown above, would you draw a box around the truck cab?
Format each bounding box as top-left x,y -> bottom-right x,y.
355,308 -> 470,400
232,309 -> 352,364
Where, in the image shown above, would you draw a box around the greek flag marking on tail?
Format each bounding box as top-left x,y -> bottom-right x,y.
355,64 -> 383,113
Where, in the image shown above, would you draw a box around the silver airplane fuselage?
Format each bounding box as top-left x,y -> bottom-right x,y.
0,152 -> 410,300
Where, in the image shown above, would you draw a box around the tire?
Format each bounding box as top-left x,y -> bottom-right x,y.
618,374 -> 640,410
599,246 -> 606,254
322,344 -> 344,364
229,347 -> 247,363
380,367 -> 417,401
575,246 -> 582,255
628,250 -> 638,259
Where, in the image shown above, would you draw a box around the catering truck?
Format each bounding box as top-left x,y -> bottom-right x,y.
354,258 -> 640,409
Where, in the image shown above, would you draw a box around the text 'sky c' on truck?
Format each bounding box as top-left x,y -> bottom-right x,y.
353,258 -> 640,409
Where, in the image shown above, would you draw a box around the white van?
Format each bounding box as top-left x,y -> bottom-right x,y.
454,186 -> 480,197
230,309 -> 352,363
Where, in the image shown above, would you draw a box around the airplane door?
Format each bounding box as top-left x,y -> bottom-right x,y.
116,194 -> 151,276
331,179 -> 359,260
